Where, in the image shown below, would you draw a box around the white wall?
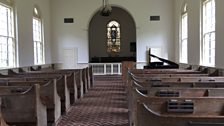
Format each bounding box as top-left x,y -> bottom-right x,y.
14,0 -> 51,67
50,0 -> 175,63
215,0 -> 224,68
174,0 -> 224,68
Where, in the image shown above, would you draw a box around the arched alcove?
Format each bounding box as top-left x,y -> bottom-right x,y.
89,6 -> 136,63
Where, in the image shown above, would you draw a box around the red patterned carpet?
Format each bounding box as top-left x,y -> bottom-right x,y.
57,75 -> 129,126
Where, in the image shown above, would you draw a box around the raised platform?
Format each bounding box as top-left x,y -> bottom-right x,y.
91,56 -> 136,63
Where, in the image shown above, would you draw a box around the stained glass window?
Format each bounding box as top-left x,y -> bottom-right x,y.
107,21 -> 120,53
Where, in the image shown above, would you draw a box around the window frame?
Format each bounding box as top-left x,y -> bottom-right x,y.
201,0 -> 216,66
180,3 -> 188,63
33,6 -> 45,65
0,0 -> 17,69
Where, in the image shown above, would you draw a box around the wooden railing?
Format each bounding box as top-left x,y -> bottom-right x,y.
90,63 -> 122,75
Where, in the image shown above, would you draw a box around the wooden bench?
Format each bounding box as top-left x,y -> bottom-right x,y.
128,71 -> 224,95
89,66 -> 94,87
28,66 -> 92,91
11,68 -> 87,101
0,84 -> 47,126
132,73 -> 209,78
133,79 -> 224,88
127,69 -> 224,126
131,75 -> 224,83
129,81 -> 224,125
0,80 -> 61,125
136,87 -> 224,97
0,75 -> 70,114
0,67 -> 93,125
0,75 -> 69,119
136,93 -> 224,126
129,68 -> 205,74
8,67 -> 93,100
55,68 -> 91,95
0,98 -> 9,126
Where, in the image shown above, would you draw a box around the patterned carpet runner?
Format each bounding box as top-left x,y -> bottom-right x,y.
57,75 -> 129,126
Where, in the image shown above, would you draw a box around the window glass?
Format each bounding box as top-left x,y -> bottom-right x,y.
0,2 -> 16,68
202,0 -> 215,66
33,6 -> 44,64
107,21 -> 120,53
180,4 -> 188,63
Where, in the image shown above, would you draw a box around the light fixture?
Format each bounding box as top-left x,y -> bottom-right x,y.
100,0 -> 112,16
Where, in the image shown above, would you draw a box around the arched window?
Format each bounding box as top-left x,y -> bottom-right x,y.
107,20 -> 120,53
0,0 -> 16,68
180,3 -> 188,63
201,0 -> 215,66
33,6 -> 44,64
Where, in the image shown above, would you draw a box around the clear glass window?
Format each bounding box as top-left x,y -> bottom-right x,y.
33,7 -> 44,64
202,0 -> 215,66
180,4 -> 188,63
0,3 -> 16,68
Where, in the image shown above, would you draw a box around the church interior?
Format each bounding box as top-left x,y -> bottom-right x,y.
0,0 -> 224,126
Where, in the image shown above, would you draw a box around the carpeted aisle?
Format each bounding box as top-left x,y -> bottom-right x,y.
57,75 -> 129,126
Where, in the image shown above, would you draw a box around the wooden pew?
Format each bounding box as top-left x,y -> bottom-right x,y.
18,68 -> 26,73
132,73 -> 209,78
135,91 -> 224,126
82,68 -> 88,94
129,84 -> 224,126
0,84 -> 47,126
30,66 -> 42,71
0,98 -> 9,126
46,68 -> 88,99
16,68 -> 87,99
135,87 -> 224,98
131,75 -> 224,83
0,76 -> 69,112
3,72 -> 72,108
34,69 -> 82,101
6,66 -> 93,101
56,69 -> 87,99
85,67 -> 91,89
132,79 -> 224,88
0,80 -> 61,125
0,115 -> 8,125
128,71 -> 224,98
127,69 -> 224,126
23,73 -> 76,105
26,67 -> 92,96
130,76 -> 224,89
43,67 -> 93,94
10,68 -> 86,101
129,68 -> 205,74
0,67 -> 92,125
89,66 -> 94,87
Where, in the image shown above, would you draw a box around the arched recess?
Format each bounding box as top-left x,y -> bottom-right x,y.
88,6 -> 136,63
